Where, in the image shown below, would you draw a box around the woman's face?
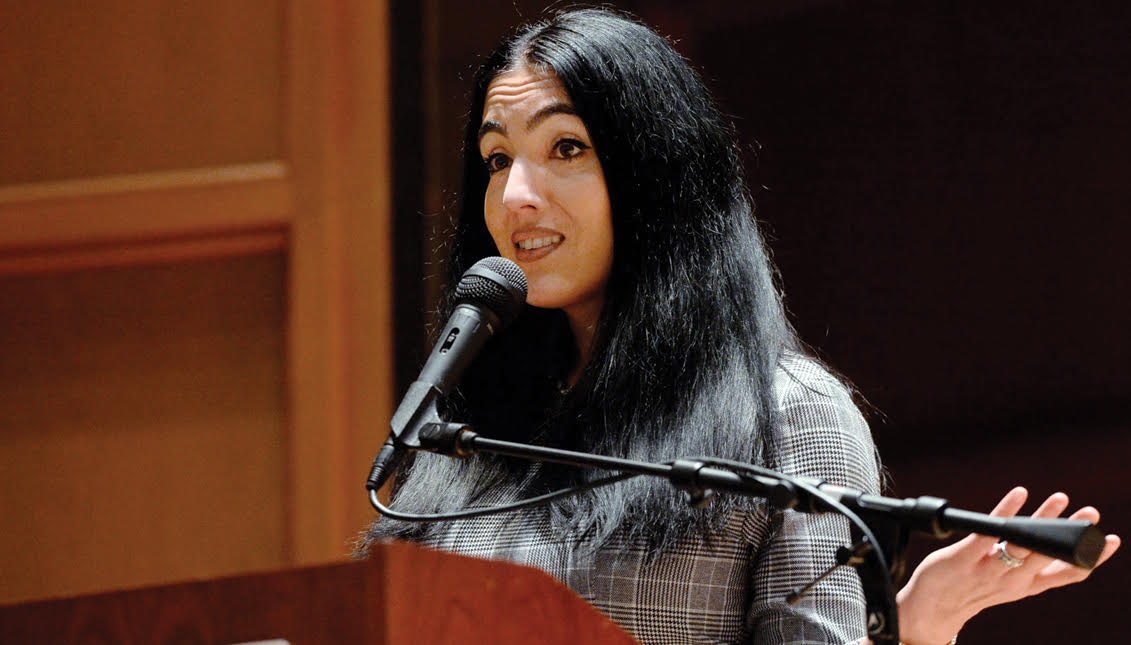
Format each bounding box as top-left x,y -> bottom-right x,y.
479,67 -> 614,317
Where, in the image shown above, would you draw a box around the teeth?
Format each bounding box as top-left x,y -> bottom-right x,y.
517,235 -> 563,250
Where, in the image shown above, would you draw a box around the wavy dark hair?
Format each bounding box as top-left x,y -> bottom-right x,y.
361,8 -> 800,555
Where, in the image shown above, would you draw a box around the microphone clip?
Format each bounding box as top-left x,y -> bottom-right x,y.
418,422 -> 478,458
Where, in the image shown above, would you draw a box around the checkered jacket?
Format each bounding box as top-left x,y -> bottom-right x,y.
422,355 -> 881,644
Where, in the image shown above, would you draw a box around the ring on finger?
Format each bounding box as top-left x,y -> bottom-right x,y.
994,541 -> 1026,568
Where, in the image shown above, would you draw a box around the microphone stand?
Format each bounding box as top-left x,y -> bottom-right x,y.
372,421 -> 1108,645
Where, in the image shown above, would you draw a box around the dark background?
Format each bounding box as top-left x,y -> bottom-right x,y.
389,1 -> 1129,642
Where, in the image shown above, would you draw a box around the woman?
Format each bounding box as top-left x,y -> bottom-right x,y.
360,9 -> 1119,644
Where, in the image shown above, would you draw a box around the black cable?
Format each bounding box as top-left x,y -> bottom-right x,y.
369,471 -> 639,522
370,446 -> 898,637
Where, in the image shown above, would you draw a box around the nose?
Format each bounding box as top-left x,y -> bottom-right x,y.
500,159 -> 546,213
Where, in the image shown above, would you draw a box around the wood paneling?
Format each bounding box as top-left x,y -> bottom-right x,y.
0,1 -> 283,184
0,162 -> 292,253
0,162 -> 291,276
0,255 -> 288,603
0,228 -> 287,277
285,0 -> 394,564
0,0 -> 393,604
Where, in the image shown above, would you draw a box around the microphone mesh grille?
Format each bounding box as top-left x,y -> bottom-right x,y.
454,257 -> 528,327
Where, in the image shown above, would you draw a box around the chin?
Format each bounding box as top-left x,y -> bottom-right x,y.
524,275 -> 604,313
524,286 -> 573,311
525,294 -> 564,310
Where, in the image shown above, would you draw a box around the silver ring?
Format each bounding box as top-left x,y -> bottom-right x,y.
994,541 -> 1025,568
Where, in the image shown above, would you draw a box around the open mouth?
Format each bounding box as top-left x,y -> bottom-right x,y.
514,234 -> 564,260
516,235 -> 563,251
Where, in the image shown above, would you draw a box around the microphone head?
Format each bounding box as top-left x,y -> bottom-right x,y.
455,257 -> 528,328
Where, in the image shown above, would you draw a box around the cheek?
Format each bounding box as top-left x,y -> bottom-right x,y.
583,190 -> 615,272
483,187 -> 509,255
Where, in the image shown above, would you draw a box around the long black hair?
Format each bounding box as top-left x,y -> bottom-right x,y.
361,8 -> 800,555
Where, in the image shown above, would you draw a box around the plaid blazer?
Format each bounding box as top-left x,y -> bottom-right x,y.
423,355 -> 881,644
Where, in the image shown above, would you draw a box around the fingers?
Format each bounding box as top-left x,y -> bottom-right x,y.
1064,506 -> 1119,569
973,487 -> 1028,554
1030,533 -> 1122,595
1006,492 -> 1071,560
976,488 -> 1117,576
1068,505 -> 1100,524
1032,492 -> 1070,517
1095,534 -> 1121,568
1019,500 -> 1120,593
989,486 -> 1029,517
944,487 -> 1122,606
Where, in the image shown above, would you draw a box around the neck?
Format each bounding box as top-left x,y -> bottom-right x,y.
563,297 -> 603,387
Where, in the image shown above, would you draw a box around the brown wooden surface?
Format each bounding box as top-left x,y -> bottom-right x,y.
0,0 -> 393,605
0,255 -> 289,603
0,162 -> 293,257
284,0 -> 395,565
0,1 -> 283,185
0,541 -> 640,645
380,541 -> 640,645
0,560 -> 384,644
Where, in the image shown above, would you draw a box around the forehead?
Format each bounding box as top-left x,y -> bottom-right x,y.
482,67 -> 571,121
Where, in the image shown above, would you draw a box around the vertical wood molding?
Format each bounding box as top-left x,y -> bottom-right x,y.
286,0 -> 393,564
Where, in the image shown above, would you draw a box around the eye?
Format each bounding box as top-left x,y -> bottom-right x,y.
483,152 -> 511,174
554,138 -> 590,160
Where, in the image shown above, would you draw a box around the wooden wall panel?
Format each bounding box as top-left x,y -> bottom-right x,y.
285,0 -> 394,564
0,255 -> 288,603
0,163 -> 292,275
0,0 -> 393,604
0,1 -> 283,184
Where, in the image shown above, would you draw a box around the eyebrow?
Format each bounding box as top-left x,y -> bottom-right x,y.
477,102 -> 578,144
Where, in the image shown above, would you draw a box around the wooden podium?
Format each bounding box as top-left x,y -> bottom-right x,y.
0,540 -> 640,644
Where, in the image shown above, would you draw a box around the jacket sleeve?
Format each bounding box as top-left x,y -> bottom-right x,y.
745,357 -> 882,644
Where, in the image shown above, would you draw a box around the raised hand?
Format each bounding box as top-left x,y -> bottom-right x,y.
892,487 -> 1121,645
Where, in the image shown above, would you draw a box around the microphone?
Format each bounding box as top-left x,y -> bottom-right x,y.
365,256 -> 528,492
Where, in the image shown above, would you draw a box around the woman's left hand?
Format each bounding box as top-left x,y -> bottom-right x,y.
892,486 -> 1121,645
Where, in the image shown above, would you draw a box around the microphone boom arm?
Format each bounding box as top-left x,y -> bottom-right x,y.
413,422 -> 1107,569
